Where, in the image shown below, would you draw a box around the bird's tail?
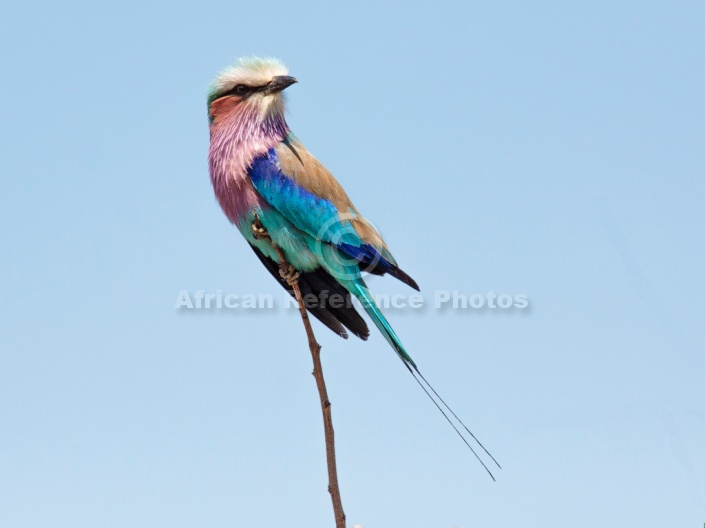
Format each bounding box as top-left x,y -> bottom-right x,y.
351,282 -> 417,368
351,282 -> 502,480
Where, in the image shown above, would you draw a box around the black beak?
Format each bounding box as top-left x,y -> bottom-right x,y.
263,75 -> 298,95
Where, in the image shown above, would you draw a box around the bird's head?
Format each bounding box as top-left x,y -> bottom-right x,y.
207,57 -> 297,126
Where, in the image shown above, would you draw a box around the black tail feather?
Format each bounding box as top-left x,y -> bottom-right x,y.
249,244 -> 370,340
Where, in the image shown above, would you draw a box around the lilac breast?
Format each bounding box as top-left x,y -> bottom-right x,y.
208,107 -> 289,224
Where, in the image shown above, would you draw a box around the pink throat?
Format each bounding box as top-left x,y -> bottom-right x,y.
208,104 -> 289,223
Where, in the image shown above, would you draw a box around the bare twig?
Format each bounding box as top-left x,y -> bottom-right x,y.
252,214 -> 346,528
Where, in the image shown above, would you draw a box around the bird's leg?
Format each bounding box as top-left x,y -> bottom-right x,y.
252,213 -> 301,286
251,212 -> 270,241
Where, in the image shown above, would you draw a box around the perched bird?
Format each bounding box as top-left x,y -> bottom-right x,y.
207,57 -> 499,478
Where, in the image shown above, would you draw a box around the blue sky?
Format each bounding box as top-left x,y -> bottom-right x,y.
1,1 -> 703,527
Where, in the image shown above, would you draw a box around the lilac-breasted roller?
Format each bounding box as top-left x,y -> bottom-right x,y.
207,57 -> 499,478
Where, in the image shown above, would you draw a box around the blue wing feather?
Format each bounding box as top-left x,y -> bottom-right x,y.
249,149 -> 392,267
248,147 -> 416,287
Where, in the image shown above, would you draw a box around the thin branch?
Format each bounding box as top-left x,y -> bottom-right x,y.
253,214 -> 346,528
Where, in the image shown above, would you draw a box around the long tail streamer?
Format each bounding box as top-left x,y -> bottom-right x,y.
353,282 -> 500,478
405,364 -> 501,480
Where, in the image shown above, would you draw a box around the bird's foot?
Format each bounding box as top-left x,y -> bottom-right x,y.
251,212 -> 270,241
252,212 -> 298,285
279,264 -> 301,286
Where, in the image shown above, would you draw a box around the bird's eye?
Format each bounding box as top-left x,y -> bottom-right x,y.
233,84 -> 249,96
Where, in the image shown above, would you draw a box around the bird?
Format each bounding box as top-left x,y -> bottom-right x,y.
207,56 -> 499,478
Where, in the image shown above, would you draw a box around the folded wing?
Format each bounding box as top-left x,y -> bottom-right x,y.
248,137 -> 418,290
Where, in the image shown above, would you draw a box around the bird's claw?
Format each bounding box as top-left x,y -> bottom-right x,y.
252,212 -> 298,285
252,224 -> 268,240
279,264 -> 301,286
251,213 -> 269,241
